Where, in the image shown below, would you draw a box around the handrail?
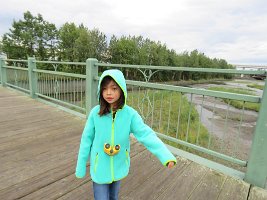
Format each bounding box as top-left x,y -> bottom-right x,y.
94,76 -> 261,103
33,69 -> 86,79
96,62 -> 267,75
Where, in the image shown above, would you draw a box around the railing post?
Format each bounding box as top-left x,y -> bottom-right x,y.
245,76 -> 267,188
28,57 -> 37,98
0,57 -> 7,87
86,58 -> 98,117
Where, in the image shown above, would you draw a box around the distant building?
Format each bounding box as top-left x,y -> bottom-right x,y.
233,64 -> 267,80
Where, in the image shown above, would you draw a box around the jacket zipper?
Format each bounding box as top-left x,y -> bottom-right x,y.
111,110 -> 116,181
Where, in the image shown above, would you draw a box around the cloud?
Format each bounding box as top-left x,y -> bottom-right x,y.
0,0 -> 267,65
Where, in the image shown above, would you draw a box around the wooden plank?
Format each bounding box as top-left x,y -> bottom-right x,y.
248,186 -> 267,200
120,150 -> 163,197
188,169 -> 227,200
1,134 -> 80,179
20,173 -> 90,200
0,161 -> 82,200
123,157 -> 191,200
155,161 -> 208,200
0,152 -> 78,191
0,124 -> 83,189
217,176 -> 250,200
0,117 -> 82,143
0,111 -> 76,132
57,181 -> 94,200
0,88 -> 24,97
128,137 -> 146,157
0,120 -> 82,151
0,128 -> 81,173
0,108 -> 66,124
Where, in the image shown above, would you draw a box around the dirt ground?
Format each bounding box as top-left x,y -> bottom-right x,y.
187,78 -> 265,170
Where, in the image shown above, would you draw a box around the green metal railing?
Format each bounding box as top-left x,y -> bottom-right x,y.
0,57 -> 266,188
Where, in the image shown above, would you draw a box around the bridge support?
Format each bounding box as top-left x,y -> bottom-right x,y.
85,58 -> 98,117
245,77 -> 267,188
0,58 -> 7,86
28,57 -> 38,98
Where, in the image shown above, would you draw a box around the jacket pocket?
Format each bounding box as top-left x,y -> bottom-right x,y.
94,153 -> 99,173
125,149 -> 129,166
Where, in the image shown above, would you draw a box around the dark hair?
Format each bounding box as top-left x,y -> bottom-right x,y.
98,76 -> 125,116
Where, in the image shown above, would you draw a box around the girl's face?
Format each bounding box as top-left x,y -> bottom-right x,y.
102,80 -> 121,109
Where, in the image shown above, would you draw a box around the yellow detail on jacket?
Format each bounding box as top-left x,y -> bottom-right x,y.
75,69 -> 177,184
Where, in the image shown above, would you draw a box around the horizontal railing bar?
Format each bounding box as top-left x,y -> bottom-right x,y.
6,83 -> 30,93
96,62 -> 267,75
156,132 -> 247,166
34,60 -> 86,66
5,59 -> 28,62
95,77 -> 261,103
36,93 -> 86,112
127,80 -> 261,103
167,144 -> 245,179
34,69 -> 86,79
5,66 -> 28,71
3,59 -> 266,75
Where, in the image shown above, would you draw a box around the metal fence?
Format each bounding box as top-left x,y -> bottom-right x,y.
0,57 -> 266,188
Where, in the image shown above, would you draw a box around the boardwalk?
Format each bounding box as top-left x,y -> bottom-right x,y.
0,86 -> 267,200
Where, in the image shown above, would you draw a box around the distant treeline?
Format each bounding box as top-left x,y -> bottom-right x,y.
0,11 -> 234,81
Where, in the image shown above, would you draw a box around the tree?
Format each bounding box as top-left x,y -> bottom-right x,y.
88,28 -> 108,62
59,24 -> 108,63
2,11 -> 58,60
73,25 -> 91,62
1,11 -> 234,81
58,22 -> 79,61
0,39 -> 3,52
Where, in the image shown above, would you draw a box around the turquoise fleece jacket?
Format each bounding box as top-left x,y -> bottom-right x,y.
75,69 -> 177,184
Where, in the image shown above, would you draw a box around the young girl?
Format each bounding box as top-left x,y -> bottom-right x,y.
76,69 -> 176,200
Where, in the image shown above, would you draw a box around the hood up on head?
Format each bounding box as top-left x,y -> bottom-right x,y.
97,69 -> 127,105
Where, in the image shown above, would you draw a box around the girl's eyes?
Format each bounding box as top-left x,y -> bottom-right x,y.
103,87 -> 118,90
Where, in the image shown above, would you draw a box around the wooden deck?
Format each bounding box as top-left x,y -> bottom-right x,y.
1,86 -> 267,200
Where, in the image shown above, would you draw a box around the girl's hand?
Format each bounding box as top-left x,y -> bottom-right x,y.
167,161 -> 175,168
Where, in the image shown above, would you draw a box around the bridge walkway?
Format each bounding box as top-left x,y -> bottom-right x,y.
0,87 -> 266,200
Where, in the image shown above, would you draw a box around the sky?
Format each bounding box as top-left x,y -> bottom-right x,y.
1,0 -> 267,65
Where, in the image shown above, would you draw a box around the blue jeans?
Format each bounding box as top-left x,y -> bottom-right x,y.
93,181 -> 121,200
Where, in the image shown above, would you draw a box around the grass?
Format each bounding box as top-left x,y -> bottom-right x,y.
247,83 -> 264,90
230,80 -> 254,84
160,78 -> 227,86
208,86 -> 260,112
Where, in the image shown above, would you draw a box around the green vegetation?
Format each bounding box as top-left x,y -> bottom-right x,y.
230,80 -> 253,84
165,79 -> 226,86
247,83 -> 264,90
1,11 -> 234,82
127,89 -> 210,149
208,87 -> 260,112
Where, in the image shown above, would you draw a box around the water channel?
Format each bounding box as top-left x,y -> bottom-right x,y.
185,79 -> 264,165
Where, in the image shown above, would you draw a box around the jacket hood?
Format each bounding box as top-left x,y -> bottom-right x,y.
97,69 -> 127,105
